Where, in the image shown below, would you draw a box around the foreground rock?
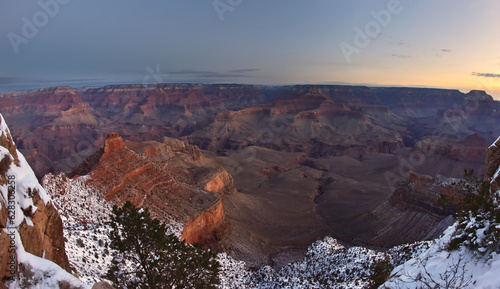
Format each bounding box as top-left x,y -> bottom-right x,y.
0,114 -> 80,287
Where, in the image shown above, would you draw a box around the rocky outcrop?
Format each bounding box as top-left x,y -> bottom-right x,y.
204,168 -> 234,194
362,172 -> 459,246
0,114 -> 71,283
103,132 -> 124,153
0,128 -> 18,167
414,134 -> 489,162
0,230 -> 12,280
18,193 -> 70,272
389,172 -> 459,215
182,202 -> 229,248
84,133 -> 231,247
178,167 -> 234,249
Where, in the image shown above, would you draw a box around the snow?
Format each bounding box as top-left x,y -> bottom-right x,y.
44,171 -> 429,288
492,166 -> 500,184
489,136 -> 500,148
8,150 -> 51,208
217,237 -> 430,289
0,114 -> 51,228
0,114 -> 10,135
384,224 -> 500,288
384,158 -> 500,289
42,173 -> 118,284
4,229 -> 87,289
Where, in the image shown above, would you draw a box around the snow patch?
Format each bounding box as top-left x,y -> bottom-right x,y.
489,136 -> 500,149
3,230 -> 86,289
492,166 -> 500,184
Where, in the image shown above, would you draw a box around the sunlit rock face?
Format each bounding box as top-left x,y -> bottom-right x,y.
73,132 -> 231,249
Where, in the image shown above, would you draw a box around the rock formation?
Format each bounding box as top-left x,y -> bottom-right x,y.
1,84 -> 498,179
1,83 -> 499,266
74,133 -> 232,248
0,114 -> 71,286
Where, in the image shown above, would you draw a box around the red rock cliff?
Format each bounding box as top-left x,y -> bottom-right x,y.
85,133 -> 231,248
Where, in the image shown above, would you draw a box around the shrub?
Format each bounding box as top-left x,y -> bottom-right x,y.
368,256 -> 394,289
58,280 -> 84,289
106,201 -> 220,289
448,169 -> 500,255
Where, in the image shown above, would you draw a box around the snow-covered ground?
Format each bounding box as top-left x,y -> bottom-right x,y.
217,238 -> 430,289
384,224 -> 500,288
42,174 -> 114,285
383,157 -> 500,289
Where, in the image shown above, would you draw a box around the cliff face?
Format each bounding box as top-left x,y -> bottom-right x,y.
0,84 -> 276,178
361,172 -> 458,246
181,201 -> 229,248
414,134 -> 489,162
181,167 -> 234,248
0,114 -> 71,284
186,85 -> 407,159
18,193 -> 69,271
79,133 -> 231,248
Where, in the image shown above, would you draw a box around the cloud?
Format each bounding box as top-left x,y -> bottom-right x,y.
168,69 -> 215,76
395,41 -> 411,48
230,69 -> 261,73
168,69 -> 260,79
0,76 -> 21,85
430,49 -> 452,57
472,72 -> 500,78
50,78 -> 106,84
392,54 -> 410,59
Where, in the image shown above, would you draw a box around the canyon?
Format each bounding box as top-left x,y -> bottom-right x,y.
1,84 -> 499,266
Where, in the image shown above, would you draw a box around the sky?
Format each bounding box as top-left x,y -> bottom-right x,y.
1,0 -> 500,99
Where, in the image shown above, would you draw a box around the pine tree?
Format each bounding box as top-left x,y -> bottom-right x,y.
105,201 -> 220,288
